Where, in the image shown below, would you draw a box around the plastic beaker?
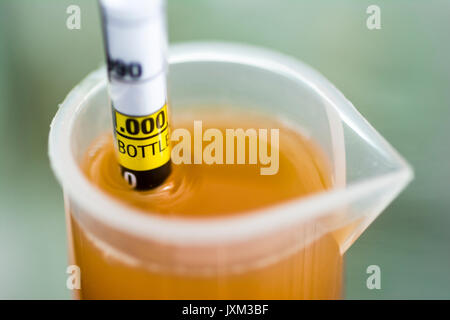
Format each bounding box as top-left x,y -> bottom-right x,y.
49,43 -> 412,299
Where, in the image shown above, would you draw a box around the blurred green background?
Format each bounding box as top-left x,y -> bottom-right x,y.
0,0 -> 449,299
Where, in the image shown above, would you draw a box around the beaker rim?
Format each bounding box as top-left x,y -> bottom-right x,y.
48,42 -> 413,245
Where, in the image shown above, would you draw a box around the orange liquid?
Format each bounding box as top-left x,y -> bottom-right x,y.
69,109 -> 343,299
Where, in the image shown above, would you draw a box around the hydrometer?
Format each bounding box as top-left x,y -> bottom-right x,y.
99,0 -> 171,190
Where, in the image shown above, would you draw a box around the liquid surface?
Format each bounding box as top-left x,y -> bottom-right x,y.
82,109 -> 332,217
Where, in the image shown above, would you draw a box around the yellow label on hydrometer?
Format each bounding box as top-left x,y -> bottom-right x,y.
113,104 -> 171,171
